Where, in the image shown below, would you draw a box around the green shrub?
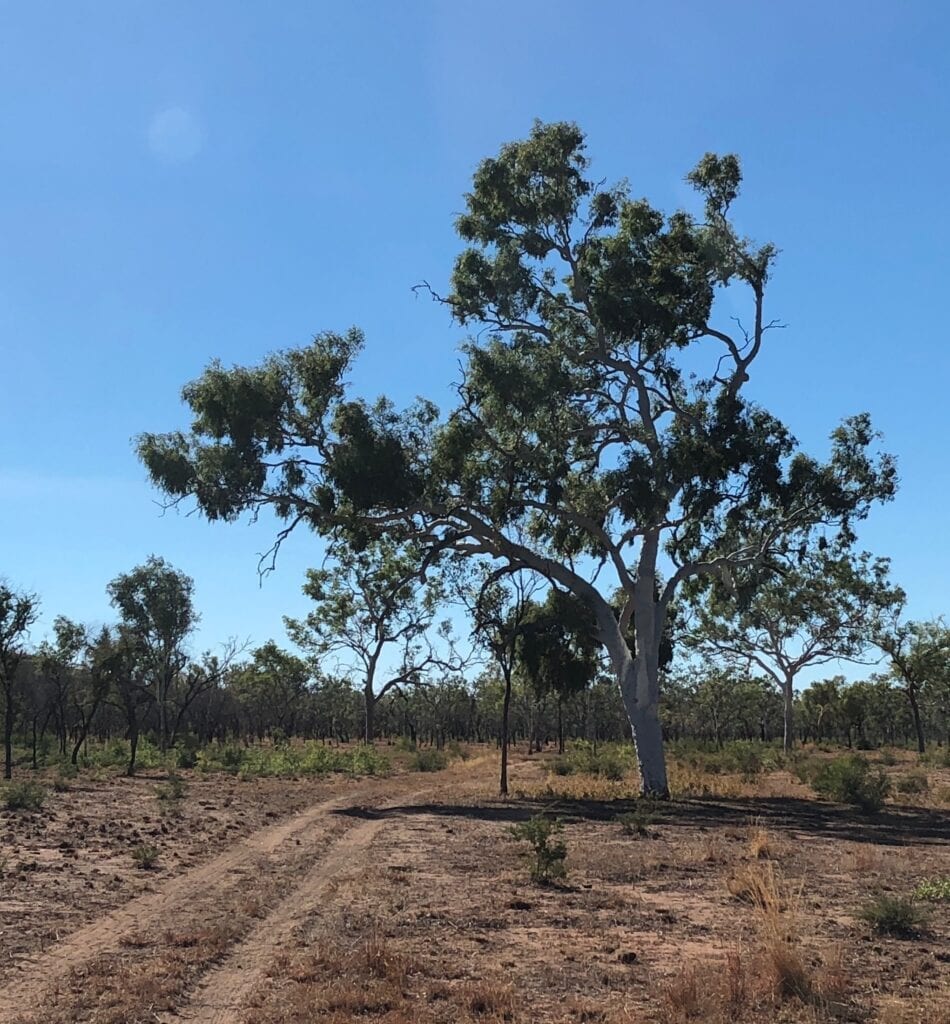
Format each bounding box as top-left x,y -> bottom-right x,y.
727,742 -> 764,780
155,772 -> 188,802
877,749 -> 898,766
3,781 -> 47,811
411,749 -> 448,773
175,746 -> 199,769
507,815 -> 567,883
895,771 -> 929,795
615,801 -> 658,837
131,844 -> 161,870
912,877 -> 950,902
787,750 -> 823,785
548,740 -> 636,781
812,755 -> 890,812
857,894 -> 927,936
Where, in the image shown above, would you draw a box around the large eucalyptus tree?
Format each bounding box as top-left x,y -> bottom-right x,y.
138,122 -> 895,795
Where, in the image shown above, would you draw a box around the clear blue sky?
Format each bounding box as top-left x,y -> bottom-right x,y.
2,1 -> 947,667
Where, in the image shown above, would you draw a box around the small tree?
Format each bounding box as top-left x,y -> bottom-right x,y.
872,617 -> 950,754
466,569 -> 541,794
38,616 -> 87,757
107,556 -> 197,754
286,538 -> 459,744
232,641 -> 312,739
518,588 -> 602,754
686,548 -> 902,751
0,583 -> 40,779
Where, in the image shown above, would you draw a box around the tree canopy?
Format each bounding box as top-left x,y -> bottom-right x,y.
138,121 -> 896,795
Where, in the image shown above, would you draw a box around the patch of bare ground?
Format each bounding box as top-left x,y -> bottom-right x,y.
239,756 -> 949,1024
0,751 -> 947,1023
0,768 -> 351,976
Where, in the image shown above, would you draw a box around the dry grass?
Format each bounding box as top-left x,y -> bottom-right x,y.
256,932 -> 519,1023
747,819 -> 773,860
727,861 -> 788,913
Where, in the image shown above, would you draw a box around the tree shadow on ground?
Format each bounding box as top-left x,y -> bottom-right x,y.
334,794 -> 950,847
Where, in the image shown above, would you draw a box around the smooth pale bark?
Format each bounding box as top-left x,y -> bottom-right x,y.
500,667 -> 513,796
593,589 -> 669,799
783,677 -> 795,753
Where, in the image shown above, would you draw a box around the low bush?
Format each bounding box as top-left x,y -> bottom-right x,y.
615,800 -> 659,837
507,815 -> 567,884
3,781 -> 47,811
857,894 -> 927,936
411,749 -> 448,773
131,844 -> 161,870
912,877 -> 950,902
155,772 -> 188,802
195,741 -> 389,778
811,755 -> 890,812
669,740 -> 778,779
549,740 -> 636,781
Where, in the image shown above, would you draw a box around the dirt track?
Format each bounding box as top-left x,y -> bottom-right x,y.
1,754 -> 947,1024
0,763 -> 488,1024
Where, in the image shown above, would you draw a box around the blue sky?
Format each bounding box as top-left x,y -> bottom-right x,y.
1,1 -> 947,673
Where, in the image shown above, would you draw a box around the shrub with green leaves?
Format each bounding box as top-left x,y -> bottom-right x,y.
812,755 -> 890,812
131,844 -> 161,870
615,800 -> 658,837
155,773 -> 188,802
3,781 -> 47,811
857,894 -> 927,936
507,815 -> 567,884
548,740 -> 636,781
411,749 -> 448,773
912,877 -> 950,902
195,741 -> 389,778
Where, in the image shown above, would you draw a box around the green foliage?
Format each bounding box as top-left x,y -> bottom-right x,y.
912,878 -> 950,902
3,780 -> 47,811
615,801 -> 659,837
811,755 -> 890,811
410,749 -> 448,772
507,815 -> 567,884
138,122 -> 900,801
857,894 -> 927,936
921,746 -> 950,768
52,762 -> 77,792
131,844 -> 161,870
517,589 -> 600,701
155,772 -> 188,802
176,745 -> 199,769
195,741 -> 389,778
549,740 -> 636,781
81,737 -> 166,771
672,740 -> 776,778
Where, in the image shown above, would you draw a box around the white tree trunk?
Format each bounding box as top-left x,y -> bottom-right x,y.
594,597 -> 670,798
783,676 -> 794,753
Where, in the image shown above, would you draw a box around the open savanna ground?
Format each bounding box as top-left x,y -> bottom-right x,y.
0,745 -> 947,1024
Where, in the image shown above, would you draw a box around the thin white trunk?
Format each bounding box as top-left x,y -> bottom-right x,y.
783,676 -> 794,753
